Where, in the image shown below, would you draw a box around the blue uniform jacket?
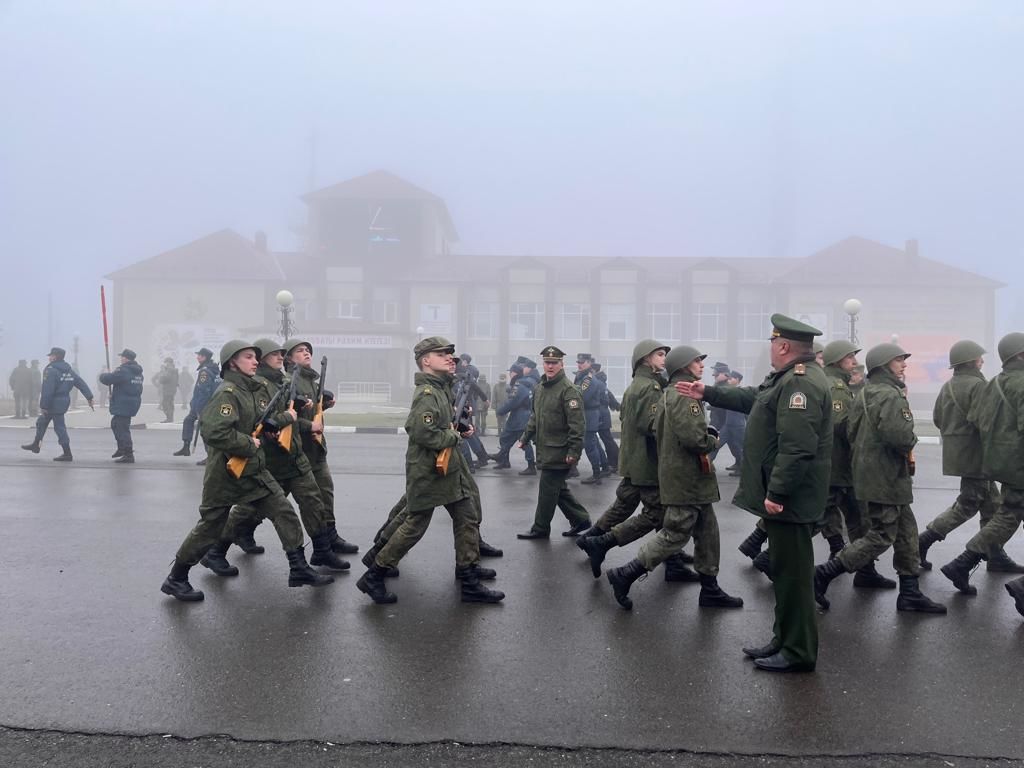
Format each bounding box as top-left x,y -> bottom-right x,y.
100,361 -> 144,417
40,360 -> 94,415
574,370 -> 606,432
190,360 -> 221,414
497,374 -> 535,434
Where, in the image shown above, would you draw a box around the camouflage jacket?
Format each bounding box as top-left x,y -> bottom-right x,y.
848,369 -> 917,505
824,364 -> 856,487
933,367 -> 986,478
254,362 -> 308,482
617,365 -> 664,487
293,364 -> 328,462
967,358 -> 1024,487
657,371 -> 720,506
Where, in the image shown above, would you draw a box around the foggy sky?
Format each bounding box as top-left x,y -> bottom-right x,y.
2,1 -> 1023,374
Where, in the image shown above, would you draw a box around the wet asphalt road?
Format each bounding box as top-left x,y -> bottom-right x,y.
1,425 -> 1022,765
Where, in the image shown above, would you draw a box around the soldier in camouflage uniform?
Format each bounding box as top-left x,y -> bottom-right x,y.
286,340 -> 359,556
939,333 -> 1024,598
575,339 -> 698,583
160,340 -> 332,602
604,344 -> 743,611
356,337 -> 504,605
919,340 -> 1024,573
815,343 -> 946,615
517,346 -> 591,539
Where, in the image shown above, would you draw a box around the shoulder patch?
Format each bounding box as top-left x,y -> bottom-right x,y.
789,392 -> 807,410
568,398 -> 579,409
423,412 -> 434,425
690,402 -> 701,416
834,381 -> 846,389
198,371 -> 209,383
650,403 -> 658,414
580,378 -> 591,391
653,384 -> 661,391
794,363 -> 806,375
901,408 -> 913,422
833,401 -> 844,412
258,398 -> 268,410
220,403 -> 233,416
423,386 -> 432,395
223,385 -> 234,393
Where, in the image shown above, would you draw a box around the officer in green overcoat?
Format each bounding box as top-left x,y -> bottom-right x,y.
160,340 -> 333,602
815,343 -> 946,615
676,314 -> 832,672
517,346 -> 591,539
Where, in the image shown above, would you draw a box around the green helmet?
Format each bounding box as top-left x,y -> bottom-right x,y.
948,339 -> 986,368
997,333 -> 1024,364
286,339 -> 313,357
822,340 -> 861,367
865,342 -> 910,373
219,339 -> 259,372
664,345 -> 706,378
631,338 -> 670,370
253,337 -> 286,358
812,342 -> 824,355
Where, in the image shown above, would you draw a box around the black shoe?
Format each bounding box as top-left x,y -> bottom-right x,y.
580,474 -> 602,485
1005,578 -> 1024,617
663,554 -> 701,583
754,652 -> 814,673
562,519 -> 591,537
200,543 -> 239,577
987,550 -> 1024,573
114,453 -> 135,464
287,547 -> 335,587
678,550 -> 694,564
493,461 -> 512,469
455,564 -> 496,581
698,576 -> 744,608
607,558 -> 647,610
940,550 -> 982,595
328,528 -> 360,554
752,551 -> 773,581
111,448 -> 125,458
356,564 -> 397,603
737,527 -> 768,560
581,525 -> 605,538
517,529 -> 549,540
486,453 -> 503,461
576,532 -> 615,578
814,558 -> 846,610
460,576 -> 505,604
853,563 -> 896,589
311,533 -> 351,571
478,539 -> 504,558
53,451 -> 73,462
475,457 -> 490,468
518,463 -> 537,476
21,441 -> 40,454
173,444 -> 191,457
742,642 -> 780,659
234,525 -> 265,555
195,458 -> 207,466
160,575 -> 204,602
896,575 -> 946,614
918,528 -> 942,571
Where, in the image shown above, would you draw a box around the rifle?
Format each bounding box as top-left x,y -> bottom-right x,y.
435,373 -> 474,476
225,382 -> 290,479
312,355 -> 327,445
277,366 -> 301,452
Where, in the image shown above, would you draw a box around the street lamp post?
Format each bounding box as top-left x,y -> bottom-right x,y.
276,290 -> 295,342
843,299 -> 862,345
416,326 -> 425,342
72,333 -> 80,369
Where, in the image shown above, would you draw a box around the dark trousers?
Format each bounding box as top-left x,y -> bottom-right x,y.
160,393 -> 175,421
310,459 -> 335,527
497,428 -> 534,464
231,469 -> 328,538
583,431 -> 603,474
34,412 -> 70,448
531,467 -> 590,534
111,415 -> 133,452
14,393 -> 29,418
765,519 -> 817,668
181,410 -> 199,445
597,427 -> 619,470
463,433 -> 488,462
375,496 -> 480,569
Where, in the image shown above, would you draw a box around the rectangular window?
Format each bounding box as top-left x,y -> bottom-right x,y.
603,355 -> 631,397
738,302 -> 772,341
509,302 -> 545,340
647,302 -> 681,341
372,301 -> 398,324
601,304 -> 635,341
555,303 -> 590,340
329,300 -> 362,320
468,302 -> 499,340
694,303 -> 725,341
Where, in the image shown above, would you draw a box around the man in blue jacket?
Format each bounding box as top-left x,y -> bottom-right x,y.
21,346 -> 94,462
574,353 -> 607,485
173,347 -> 220,464
99,348 -> 145,463
490,363 -> 535,470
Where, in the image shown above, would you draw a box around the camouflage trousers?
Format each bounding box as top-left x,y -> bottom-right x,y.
595,479 -> 664,545
637,503 -> 720,576
310,459 -> 335,527
927,478 -> 999,539
821,485 -> 864,542
229,469 -> 328,539
374,496 -> 481,569
175,486 -> 303,565
966,485 -> 1024,558
837,503 -> 920,576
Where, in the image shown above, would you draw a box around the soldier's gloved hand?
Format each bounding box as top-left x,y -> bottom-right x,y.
293,396 -> 309,413
322,390 -> 335,409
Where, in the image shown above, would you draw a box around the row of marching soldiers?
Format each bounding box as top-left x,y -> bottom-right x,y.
161,338 -> 360,601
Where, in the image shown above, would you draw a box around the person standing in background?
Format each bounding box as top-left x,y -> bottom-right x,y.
155,358 -> 179,423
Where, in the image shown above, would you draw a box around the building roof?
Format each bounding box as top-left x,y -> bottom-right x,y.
106,229 -> 286,282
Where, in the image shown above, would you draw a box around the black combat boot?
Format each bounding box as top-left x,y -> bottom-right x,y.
311,532 -> 351,571
459,572 -> 505,603
562,519 -> 591,537
172,442 -> 190,457
1005,577 -> 1024,617
195,458 -> 207,466
853,561 -> 897,589
825,534 -> 845,560
813,557 -> 847,610
737,526 -> 768,559
917,528 -> 942,570
114,452 -> 135,464
896,575 -> 947,614
360,544 -> 400,576
327,525 -> 359,554
53,448 -> 73,462
581,524 -> 606,538
580,473 -> 602,485
576,531 -> 616,578
287,547 -> 335,587
518,462 -> 537,476
663,553 -> 701,582
200,541 -> 239,577
160,561 -> 204,602
752,551 -> 773,581
698,574 -> 744,608
233,522 -> 265,555
356,563 -> 398,603
478,539 -> 503,557
986,548 -> 1024,573
493,459 -> 512,469
455,563 -> 496,581
607,559 -> 648,610
940,550 -> 982,595
21,441 -> 41,454
111,447 -> 125,458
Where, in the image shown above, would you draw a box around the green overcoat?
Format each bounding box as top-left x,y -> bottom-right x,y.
848,369 -> 917,504
824,364 -> 855,488
520,369 -> 584,469
932,367 -> 986,478
657,371 -> 720,505
617,365 -> 663,486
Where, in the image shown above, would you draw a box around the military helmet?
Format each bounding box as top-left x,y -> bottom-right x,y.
631,338 -> 670,370
948,340 -> 986,368
254,337 -> 286,357
997,332 -> 1024,364
664,345 -> 706,378
865,342 -> 910,373
286,339 -> 313,357
219,339 -> 259,370
823,340 -> 861,367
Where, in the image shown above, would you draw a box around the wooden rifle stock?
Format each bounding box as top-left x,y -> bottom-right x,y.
313,355 -> 327,445
226,424 -> 263,479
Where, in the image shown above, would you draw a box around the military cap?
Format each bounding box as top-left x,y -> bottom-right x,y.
254,337 -> 286,357
576,352 -> 594,363
665,345 -> 707,378
948,340 -> 986,368
865,342 -> 910,373
823,340 -> 861,367
813,342 -> 825,355
729,371 -> 743,381
219,339 -> 259,368
18,359 -> 26,365
460,352 -> 473,363
119,348 -> 137,360
285,339 -> 313,357
509,363 -> 525,376
712,361 -> 730,374
631,339 -> 670,370
515,355 -> 537,369
769,313 -> 823,343
540,345 -> 566,361
196,347 -> 214,359
49,347 -> 66,358
997,333 -> 1024,365
592,362 -> 602,372
163,356 -> 174,364
414,336 -> 455,362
